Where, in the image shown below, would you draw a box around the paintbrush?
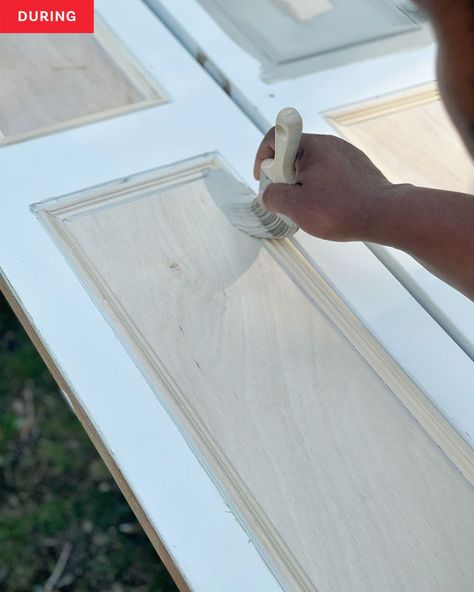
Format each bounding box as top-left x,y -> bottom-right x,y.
228,107 -> 303,239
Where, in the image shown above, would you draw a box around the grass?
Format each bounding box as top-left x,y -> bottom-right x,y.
0,292 -> 178,592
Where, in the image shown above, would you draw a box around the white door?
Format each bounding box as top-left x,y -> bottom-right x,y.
1,2 -> 474,592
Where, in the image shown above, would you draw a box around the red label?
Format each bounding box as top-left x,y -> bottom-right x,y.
0,0 -> 94,33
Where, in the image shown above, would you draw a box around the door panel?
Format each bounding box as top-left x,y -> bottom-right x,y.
328,85 -> 474,359
35,154 -> 474,592
328,86 -> 474,193
0,18 -> 165,144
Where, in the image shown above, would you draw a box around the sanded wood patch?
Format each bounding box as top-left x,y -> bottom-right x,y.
0,18 -> 166,144
35,155 -> 474,592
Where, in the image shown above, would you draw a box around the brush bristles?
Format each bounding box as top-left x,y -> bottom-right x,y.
226,198 -> 298,239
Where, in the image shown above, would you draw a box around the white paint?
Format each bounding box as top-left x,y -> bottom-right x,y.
193,0 -> 428,81
368,244 -> 474,361
145,0 -> 474,446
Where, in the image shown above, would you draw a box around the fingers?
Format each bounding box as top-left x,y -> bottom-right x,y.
253,127 -> 276,180
254,130 -> 317,181
261,182 -> 301,220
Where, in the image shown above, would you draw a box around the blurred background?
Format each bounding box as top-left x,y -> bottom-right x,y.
0,292 -> 177,592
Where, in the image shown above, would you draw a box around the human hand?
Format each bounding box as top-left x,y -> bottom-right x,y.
254,130 -> 394,242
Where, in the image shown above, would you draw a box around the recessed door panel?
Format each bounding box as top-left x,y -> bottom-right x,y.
195,0 -> 424,79
0,19 -> 166,143
35,154 -> 474,592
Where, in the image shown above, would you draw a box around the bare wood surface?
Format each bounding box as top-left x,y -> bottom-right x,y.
36,156 -> 474,592
329,85 -> 474,193
0,21 -> 164,143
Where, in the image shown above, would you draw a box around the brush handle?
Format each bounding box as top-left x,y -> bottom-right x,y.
261,107 -> 303,184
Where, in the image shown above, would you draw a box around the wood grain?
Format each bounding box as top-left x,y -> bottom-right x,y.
36,155 -> 474,592
329,85 -> 474,194
0,19 -> 164,143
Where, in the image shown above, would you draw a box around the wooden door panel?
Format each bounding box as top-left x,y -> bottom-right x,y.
328,85 -> 474,193
0,18 -> 165,144
146,0 -> 474,451
328,85 -> 474,358
35,154 -> 474,592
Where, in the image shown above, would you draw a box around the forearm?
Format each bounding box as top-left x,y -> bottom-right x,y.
368,184 -> 474,299
381,0 -> 474,297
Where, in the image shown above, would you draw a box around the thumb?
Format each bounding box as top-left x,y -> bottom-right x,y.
261,182 -> 300,219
